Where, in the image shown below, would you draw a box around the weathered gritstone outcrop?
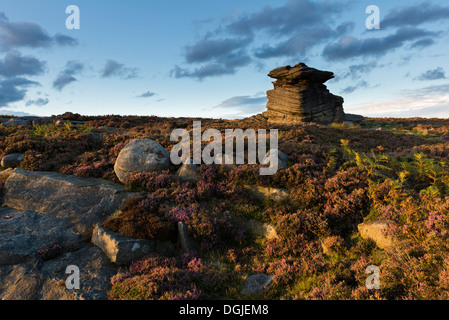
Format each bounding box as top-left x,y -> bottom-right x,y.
2,168 -> 136,238
265,62 -> 345,124
0,168 -> 139,300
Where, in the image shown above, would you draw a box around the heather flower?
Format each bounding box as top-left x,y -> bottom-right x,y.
37,241 -> 64,261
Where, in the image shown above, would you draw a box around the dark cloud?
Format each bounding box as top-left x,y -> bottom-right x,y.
213,95 -> 267,109
171,64 -> 236,80
171,48 -> 251,80
172,35 -> 252,80
101,59 -> 138,79
53,74 -> 77,91
410,38 -> 435,50
341,81 -> 369,94
54,33 -> 79,47
0,12 -> 8,22
336,61 -> 379,81
53,60 -> 84,91
173,0 -> 346,79
254,27 -> 338,59
322,27 -> 439,61
25,97 -> 49,106
416,67 -> 446,81
225,0 -> 342,37
383,2 -> 449,28
184,37 -> 250,63
0,77 -> 40,107
0,12 -> 77,50
0,50 -> 46,77
137,91 -> 156,98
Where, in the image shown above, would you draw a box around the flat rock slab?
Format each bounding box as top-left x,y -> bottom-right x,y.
0,206 -> 118,300
2,168 -> 137,238
0,207 -> 80,265
0,246 -> 118,300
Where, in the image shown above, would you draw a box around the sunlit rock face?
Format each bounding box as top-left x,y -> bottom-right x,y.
265,62 -> 345,124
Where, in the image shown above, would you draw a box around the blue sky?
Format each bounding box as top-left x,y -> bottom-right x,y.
0,0 -> 448,119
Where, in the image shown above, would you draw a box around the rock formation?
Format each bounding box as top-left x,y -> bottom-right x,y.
265,62 -> 345,124
114,138 -> 171,183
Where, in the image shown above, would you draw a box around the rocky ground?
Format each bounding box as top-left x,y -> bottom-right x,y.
1,113 -> 449,300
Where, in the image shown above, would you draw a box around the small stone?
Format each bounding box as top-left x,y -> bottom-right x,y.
176,158 -> 199,183
241,274 -> 274,296
262,149 -> 288,170
91,224 -> 155,265
178,221 -> 199,253
1,153 -> 24,168
245,185 -> 289,203
358,220 -> 396,250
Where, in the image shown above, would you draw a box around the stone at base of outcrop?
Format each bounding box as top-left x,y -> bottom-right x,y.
241,274 -> 274,296
358,220 -> 396,249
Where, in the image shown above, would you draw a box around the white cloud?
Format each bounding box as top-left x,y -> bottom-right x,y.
346,84 -> 449,117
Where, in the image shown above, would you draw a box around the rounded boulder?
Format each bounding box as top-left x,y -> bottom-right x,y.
114,139 -> 171,183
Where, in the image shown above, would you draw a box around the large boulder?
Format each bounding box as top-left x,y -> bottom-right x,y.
265,62 -> 345,124
114,139 -> 171,183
